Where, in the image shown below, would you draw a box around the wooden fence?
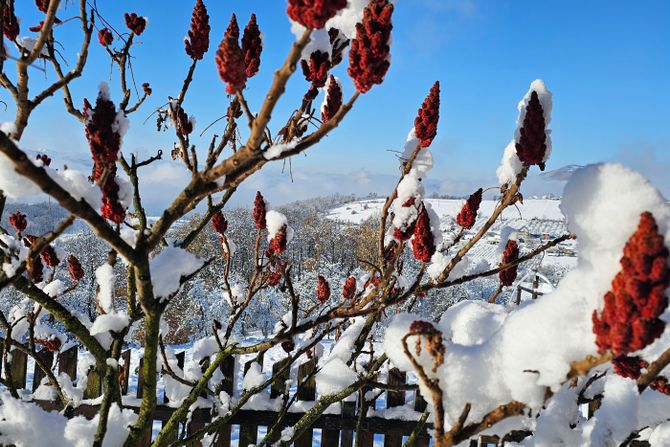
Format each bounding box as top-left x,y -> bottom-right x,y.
0,344 -> 506,447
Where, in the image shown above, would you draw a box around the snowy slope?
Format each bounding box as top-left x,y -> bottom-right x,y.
327,198 -> 564,226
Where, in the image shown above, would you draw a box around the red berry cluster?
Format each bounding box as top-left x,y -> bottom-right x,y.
456,188 -> 483,230
9,212 -> 27,234
124,13 -> 147,36
23,235 -> 44,283
83,90 -> 126,224
98,28 -> 113,47
287,0 -> 347,30
612,355 -> 647,379
185,0 -> 210,61
321,75 -> 342,123
29,22 -> 44,33
3,2 -> 19,41
211,211 -> 227,235
516,91 -> 548,171
35,153 -> 51,166
41,245 -> 60,268
348,0 -> 393,93
328,27 -> 348,66
317,275 -> 331,304
174,105 -> 193,136
67,255 -> 84,282
142,83 -> 152,96
302,50 -> 330,87
393,197 -> 418,242
216,15 -> 247,95
253,191 -> 267,230
409,320 -> 439,335
241,14 -> 262,78
412,208 -> 435,263
593,211 -> 669,356
268,271 -> 282,287
35,0 -> 50,13
269,226 -> 288,255
342,276 -> 356,299
35,337 -> 61,352
414,81 -> 440,148
499,239 -> 520,287
651,377 -> 670,396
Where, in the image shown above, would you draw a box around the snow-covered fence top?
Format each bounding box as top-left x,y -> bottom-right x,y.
1,342 -> 439,447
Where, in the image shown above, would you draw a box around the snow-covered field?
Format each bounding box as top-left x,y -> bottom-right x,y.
327,197 -> 577,275
326,198 -> 564,226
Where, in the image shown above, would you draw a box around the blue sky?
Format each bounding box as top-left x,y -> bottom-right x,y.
4,0 -> 669,210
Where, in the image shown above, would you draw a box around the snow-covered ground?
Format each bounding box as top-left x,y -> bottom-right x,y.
327,198 -> 564,226
327,197 -> 577,281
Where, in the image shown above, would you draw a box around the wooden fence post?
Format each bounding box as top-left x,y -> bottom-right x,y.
135,356 -> 153,446
32,348 -> 54,392
9,347 -> 27,391
357,364 -> 378,447
58,346 -> 77,382
414,390 -> 430,447
119,349 -> 131,395
295,357 -> 317,447
341,400 -> 356,447
162,351 -> 186,444
239,352 -> 265,447
212,355 -> 235,447
384,368 -> 406,447
267,356 -> 292,444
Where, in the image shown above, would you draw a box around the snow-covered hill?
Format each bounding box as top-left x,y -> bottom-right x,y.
327,197 -> 564,226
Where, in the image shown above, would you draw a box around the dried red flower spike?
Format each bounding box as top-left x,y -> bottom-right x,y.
174,105 -> 193,136
268,271 -> 282,286
499,239 -> 519,287
287,0 -> 347,30
612,355 -> 648,379
321,75 -> 342,123
269,226 -> 288,254
35,337 -> 61,352
317,275 -> 331,304
23,236 -> 45,283
9,212 -> 27,234
35,0 -> 50,13
650,377 -> 670,396
412,207 -> 435,263
253,191 -> 267,230
328,27 -> 349,66
301,50 -> 331,88
142,83 -> 152,96
414,81 -> 440,148
593,211 -> 670,356
393,197 -> 418,242
84,88 -> 126,224
347,0 -> 393,93
29,22 -> 44,33
67,255 -> 84,282
41,245 -> 60,268
3,2 -> 20,41
98,28 -> 113,47
456,188 -> 483,230
185,0 -> 210,61
124,13 -> 147,36
36,153 -> 51,166
516,91 -> 548,170
281,339 -> 295,353
241,14 -> 262,78
216,14 -> 247,95
409,320 -> 439,335
211,211 -> 227,235
342,276 -> 356,299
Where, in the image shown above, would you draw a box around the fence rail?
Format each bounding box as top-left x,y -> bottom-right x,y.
0,343 -> 506,447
